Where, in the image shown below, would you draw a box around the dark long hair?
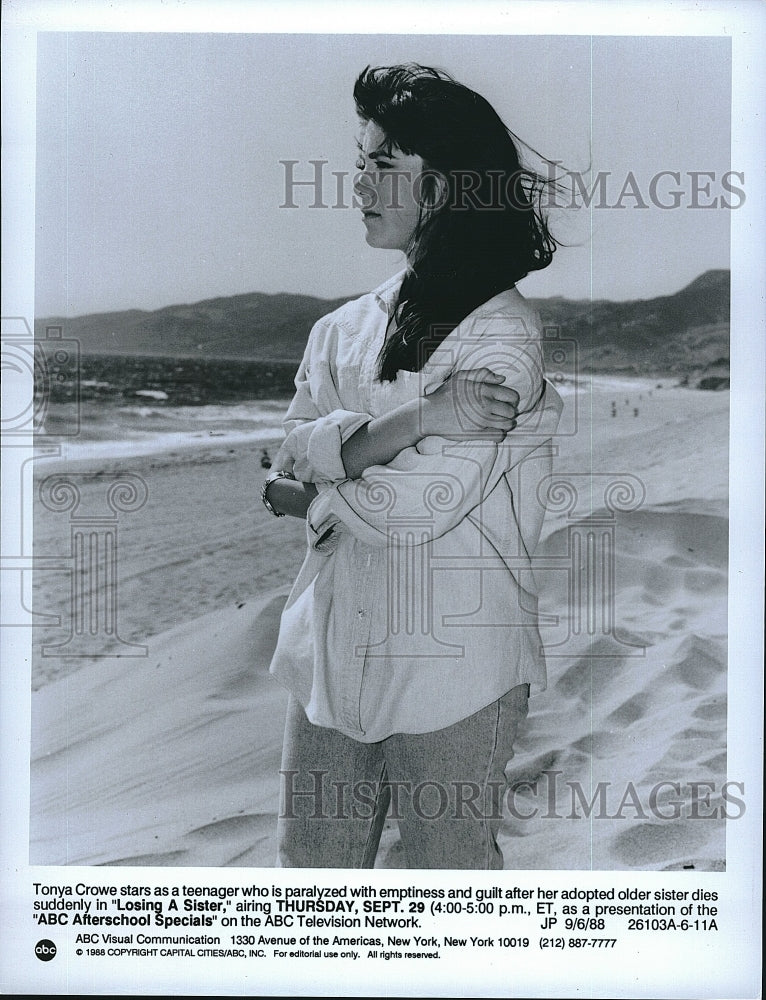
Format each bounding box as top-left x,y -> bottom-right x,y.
353,63 -> 558,382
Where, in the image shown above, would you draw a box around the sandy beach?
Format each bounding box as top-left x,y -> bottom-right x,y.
29,378 -> 730,870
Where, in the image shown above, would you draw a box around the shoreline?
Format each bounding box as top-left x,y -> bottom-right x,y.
30,375 -> 727,476
32,430 -> 285,477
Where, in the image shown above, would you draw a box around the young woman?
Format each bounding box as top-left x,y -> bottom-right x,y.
263,64 -> 563,869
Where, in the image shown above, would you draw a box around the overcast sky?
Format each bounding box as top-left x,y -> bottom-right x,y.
34,31 -> 733,317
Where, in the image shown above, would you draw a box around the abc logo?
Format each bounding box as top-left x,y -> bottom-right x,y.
35,939 -> 57,962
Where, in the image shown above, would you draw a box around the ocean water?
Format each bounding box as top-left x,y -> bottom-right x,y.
36,354 -> 295,462
33,353 -> 669,464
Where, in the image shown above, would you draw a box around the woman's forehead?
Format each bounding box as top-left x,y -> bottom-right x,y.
356,120 -> 396,155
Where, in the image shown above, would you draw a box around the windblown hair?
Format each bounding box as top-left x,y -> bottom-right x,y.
353,63 -> 558,382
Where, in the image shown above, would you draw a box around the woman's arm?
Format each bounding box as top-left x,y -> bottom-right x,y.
270,402 -> 422,486
266,368 -> 521,517
340,369 -> 520,478
271,304 -> 521,504
264,413 -> 418,520
338,398 -> 422,480
307,379 -> 563,550
264,477 -> 317,519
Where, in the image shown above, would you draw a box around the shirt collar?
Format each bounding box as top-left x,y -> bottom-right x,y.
371,268 -> 407,313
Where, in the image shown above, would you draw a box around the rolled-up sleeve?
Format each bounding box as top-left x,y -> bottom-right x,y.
308,386 -> 562,548
280,325 -> 373,483
284,408 -> 373,483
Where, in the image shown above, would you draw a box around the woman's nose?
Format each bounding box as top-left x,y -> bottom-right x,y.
354,167 -> 378,207
354,166 -> 374,195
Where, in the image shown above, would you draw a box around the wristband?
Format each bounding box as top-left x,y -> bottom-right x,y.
261,469 -> 296,517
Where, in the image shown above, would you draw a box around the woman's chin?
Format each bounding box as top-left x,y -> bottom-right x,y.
362,223 -> 384,249
362,229 -> 406,253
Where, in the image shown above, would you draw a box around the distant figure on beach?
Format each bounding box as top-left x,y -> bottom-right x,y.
261,64 -> 562,869
259,448 -> 272,470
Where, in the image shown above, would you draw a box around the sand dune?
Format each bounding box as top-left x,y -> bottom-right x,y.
496,508 -> 728,872
31,592 -> 291,868
29,382 -> 731,870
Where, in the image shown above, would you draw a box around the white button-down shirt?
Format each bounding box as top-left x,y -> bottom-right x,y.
269,271 -> 563,742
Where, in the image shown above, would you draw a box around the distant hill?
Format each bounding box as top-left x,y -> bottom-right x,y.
530,269 -> 729,375
35,270 -> 729,376
35,292 -> 352,363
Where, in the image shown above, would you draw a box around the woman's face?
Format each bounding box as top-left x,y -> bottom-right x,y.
354,120 -> 427,254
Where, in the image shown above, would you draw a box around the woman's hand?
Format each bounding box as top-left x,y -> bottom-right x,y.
420,368 -> 520,441
270,439 -> 296,477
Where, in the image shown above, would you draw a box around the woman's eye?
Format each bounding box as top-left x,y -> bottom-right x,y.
355,156 -> 393,174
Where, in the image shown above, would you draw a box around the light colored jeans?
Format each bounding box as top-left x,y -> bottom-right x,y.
276,684 -> 530,869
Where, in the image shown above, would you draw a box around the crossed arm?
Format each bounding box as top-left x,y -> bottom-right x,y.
264,368 -> 521,519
